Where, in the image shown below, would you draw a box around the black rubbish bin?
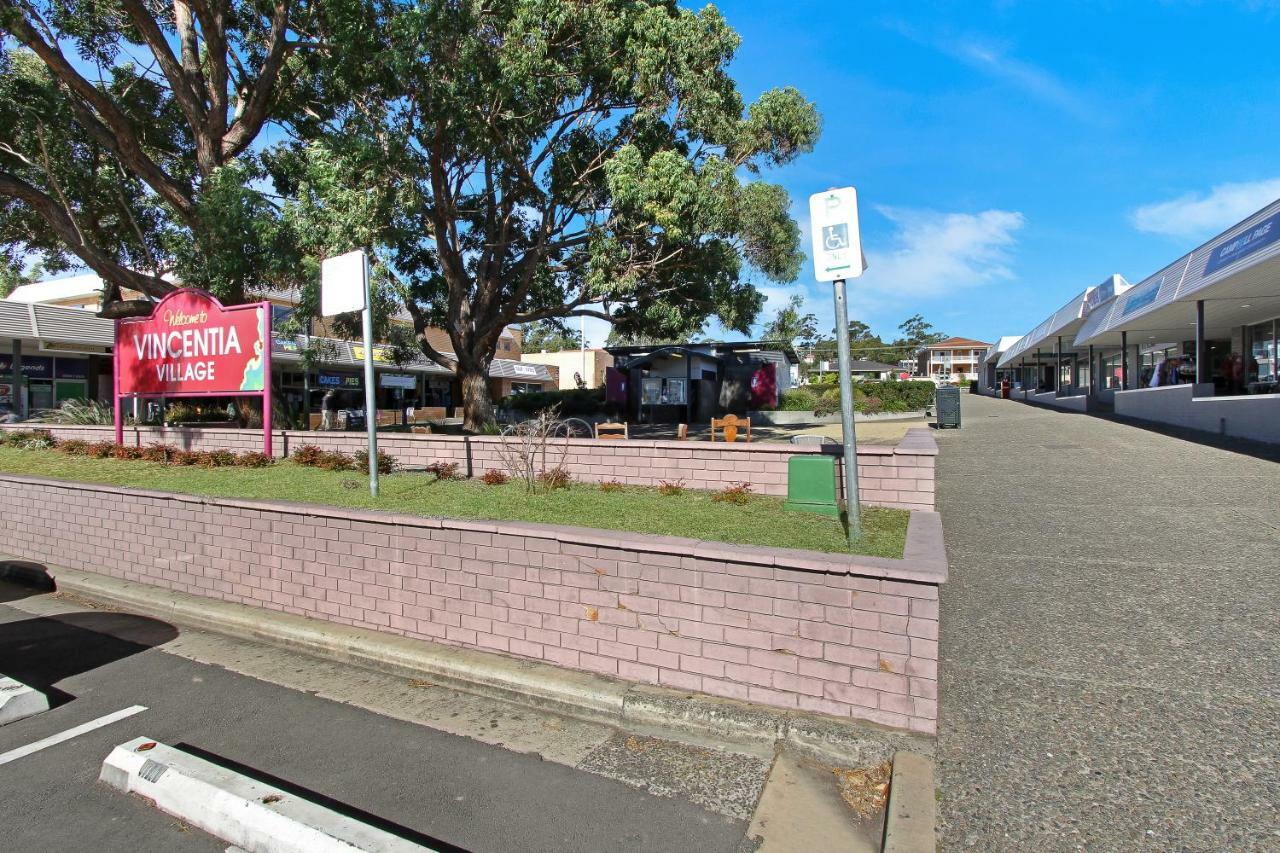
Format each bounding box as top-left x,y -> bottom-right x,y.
936,385 -> 962,429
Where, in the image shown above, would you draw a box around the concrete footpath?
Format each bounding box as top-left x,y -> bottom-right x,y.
934,394 -> 1279,849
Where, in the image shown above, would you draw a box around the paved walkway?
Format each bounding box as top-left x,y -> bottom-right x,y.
934,394 -> 1279,850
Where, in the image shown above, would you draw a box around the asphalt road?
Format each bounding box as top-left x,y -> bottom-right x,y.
934,394 -> 1279,850
0,582 -> 756,852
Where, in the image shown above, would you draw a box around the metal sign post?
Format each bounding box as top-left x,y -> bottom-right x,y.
321,249 -> 379,497
809,187 -> 867,543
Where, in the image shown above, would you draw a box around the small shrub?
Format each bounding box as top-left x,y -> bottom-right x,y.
860,395 -> 883,415
815,388 -> 841,417
235,451 -> 275,468
316,450 -> 355,471
86,441 -> 116,459
657,479 -> 685,497
424,461 -> 460,481
777,388 -> 819,411
3,429 -> 56,449
169,449 -> 201,466
140,442 -> 175,463
292,444 -> 325,466
711,482 -> 753,505
56,439 -> 90,456
207,449 -> 237,467
537,466 -> 571,491
354,449 -> 397,475
481,468 -> 509,485
599,479 -> 625,492
111,444 -> 143,461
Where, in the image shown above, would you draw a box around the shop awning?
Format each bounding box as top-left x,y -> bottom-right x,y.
998,275 -> 1129,367
1074,198 -> 1280,348
0,301 -> 114,351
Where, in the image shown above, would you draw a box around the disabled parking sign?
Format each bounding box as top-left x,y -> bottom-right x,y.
809,187 -> 864,282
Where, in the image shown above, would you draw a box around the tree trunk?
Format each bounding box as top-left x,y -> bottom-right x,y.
457,361 -> 495,432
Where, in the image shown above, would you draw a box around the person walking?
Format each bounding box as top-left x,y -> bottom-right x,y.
320,388 -> 337,431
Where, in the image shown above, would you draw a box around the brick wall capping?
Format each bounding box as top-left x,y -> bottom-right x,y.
1,423 -> 939,455
0,472 -> 946,585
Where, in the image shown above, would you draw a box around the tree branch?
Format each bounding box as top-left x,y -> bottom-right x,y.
0,171 -> 175,304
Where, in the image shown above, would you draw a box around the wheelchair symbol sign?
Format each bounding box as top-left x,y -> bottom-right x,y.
808,186 -> 864,281
823,224 -> 850,251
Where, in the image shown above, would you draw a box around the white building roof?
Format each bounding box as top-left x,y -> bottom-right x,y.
6,274 -> 104,304
999,275 -> 1130,367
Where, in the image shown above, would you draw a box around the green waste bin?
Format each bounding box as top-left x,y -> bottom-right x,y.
783,454 -> 841,518
936,385 -> 961,428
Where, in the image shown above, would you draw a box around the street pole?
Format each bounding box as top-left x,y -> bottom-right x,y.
832,278 -> 861,541
361,253 -> 380,497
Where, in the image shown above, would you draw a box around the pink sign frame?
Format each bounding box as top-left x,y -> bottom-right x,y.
113,289 -> 273,455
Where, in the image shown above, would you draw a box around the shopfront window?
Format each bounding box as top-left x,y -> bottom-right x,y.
1249,319 -> 1277,393
1101,352 -> 1124,389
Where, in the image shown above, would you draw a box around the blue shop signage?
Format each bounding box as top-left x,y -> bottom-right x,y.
1204,211 -> 1280,275
1121,276 -> 1162,318
318,373 -> 361,389
0,354 -> 53,378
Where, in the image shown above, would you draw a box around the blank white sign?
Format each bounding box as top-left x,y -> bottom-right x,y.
320,250 -> 367,316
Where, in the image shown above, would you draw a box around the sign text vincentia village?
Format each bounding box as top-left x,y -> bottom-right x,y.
117,290 -> 268,396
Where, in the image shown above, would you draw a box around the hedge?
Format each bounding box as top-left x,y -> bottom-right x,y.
773,380 -> 935,415
503,387 -> 613,417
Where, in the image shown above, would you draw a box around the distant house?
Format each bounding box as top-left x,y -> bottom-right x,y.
519,348 -> 614,390
914,337 -> 992,382
604,341 -> 798,423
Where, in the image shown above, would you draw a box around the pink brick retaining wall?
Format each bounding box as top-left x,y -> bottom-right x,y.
0,475 -> 944,734
2,425 -> 937,512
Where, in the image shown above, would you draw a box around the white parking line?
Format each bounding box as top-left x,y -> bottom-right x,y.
0,705 -> 147,766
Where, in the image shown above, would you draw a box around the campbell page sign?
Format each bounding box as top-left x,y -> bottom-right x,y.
117,289 -> 269,396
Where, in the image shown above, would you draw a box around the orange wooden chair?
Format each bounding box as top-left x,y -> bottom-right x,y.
710,414 -> 751,443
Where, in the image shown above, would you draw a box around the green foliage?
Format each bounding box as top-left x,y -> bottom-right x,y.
776,388 -> 818,411
762,294 -> 818,348
899,314 -> 946,347
298,0 -> 820,429
1,428 -> 56,449
424,461 -> 461,481
354,449 -> 397,475
504,387 -> 609,417
236,452 -> 276,468
775,380 -> 934,414
164,402 -> 234,424
29,398 -> 113,425
657,479 -> 686,497
537,467 -> 572,491
711,482 -> 753,505
520,320 -> 583,353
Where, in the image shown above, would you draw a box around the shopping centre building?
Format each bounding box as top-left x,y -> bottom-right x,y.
989,198 -> 1280,443
1,276 -> 556,423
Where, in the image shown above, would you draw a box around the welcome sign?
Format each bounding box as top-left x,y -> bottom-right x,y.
114,288 -> 273,454
117,290 -> 268,396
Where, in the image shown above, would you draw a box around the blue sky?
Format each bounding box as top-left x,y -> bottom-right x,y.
591,0 -> 1280,347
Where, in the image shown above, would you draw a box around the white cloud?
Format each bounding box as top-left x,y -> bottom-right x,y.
1131,178 -> 1280,239
860,206 -> 1025,299
950,41 -> 1096,122
885,21 -> 1098,122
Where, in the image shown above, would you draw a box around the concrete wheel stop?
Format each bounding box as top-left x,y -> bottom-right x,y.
101,736 -> 437,852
